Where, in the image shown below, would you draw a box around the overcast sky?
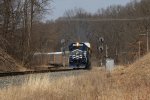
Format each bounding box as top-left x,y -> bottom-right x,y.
47,0 -> 132,20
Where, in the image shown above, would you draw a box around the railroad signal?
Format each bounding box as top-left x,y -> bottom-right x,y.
61,39 -> 65,44
99,46 -> 104,53
98,37 -> 104,53
99,37 -> 104,43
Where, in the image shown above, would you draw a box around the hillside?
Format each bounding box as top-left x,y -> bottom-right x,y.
126,53 -> 150,76
115,53 -> 150,82
116,53 -> 150,91
0,48 -> 26,72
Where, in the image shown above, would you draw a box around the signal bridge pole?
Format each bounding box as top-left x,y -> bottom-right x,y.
106,44 -> 108,58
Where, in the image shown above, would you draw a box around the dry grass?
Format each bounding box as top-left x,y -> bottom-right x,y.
0,54 -> 150,100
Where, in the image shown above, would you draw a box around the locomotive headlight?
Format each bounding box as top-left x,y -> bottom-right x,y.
77,42 -> 79,47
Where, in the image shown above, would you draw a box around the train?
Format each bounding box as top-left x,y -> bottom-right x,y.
69,42 -> 91,69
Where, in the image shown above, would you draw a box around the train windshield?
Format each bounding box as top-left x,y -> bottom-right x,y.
69,43 -> 88,51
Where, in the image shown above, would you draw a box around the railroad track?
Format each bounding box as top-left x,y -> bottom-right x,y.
0,68 -> 79,77
0,67 -> 88,89
0,62 -> 89,77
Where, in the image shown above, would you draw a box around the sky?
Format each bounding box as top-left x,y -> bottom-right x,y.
47,0 -> 132,20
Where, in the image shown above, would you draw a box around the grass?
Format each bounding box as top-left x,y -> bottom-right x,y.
0,67 -> 149,100
0,54 -> 150,100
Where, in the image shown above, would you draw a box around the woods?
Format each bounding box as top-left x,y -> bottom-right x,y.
0,0 -> 52,66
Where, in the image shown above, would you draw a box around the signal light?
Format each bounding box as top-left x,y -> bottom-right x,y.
99,46 -> 104,52
99,37 -> 104,43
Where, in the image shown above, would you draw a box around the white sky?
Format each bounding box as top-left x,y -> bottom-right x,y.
46,0 -> 132,20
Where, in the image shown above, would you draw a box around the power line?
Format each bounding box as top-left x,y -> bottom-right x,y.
59,17 -> 150,22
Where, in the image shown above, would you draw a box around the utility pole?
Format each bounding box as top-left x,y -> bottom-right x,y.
138,41 -> 141,59
61,39 -> 66,67
147,30 -> 149,52
139,30 -> 149,53
116,49 -> 118,56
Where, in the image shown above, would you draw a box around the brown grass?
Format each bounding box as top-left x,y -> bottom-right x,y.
0,54 -> 150,100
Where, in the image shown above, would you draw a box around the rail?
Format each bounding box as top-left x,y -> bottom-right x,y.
0,68 -> 76,77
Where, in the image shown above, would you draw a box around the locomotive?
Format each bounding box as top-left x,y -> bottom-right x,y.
69,42 -> 91,69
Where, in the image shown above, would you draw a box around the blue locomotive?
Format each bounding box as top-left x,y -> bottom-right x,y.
69,42 -> 91,69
